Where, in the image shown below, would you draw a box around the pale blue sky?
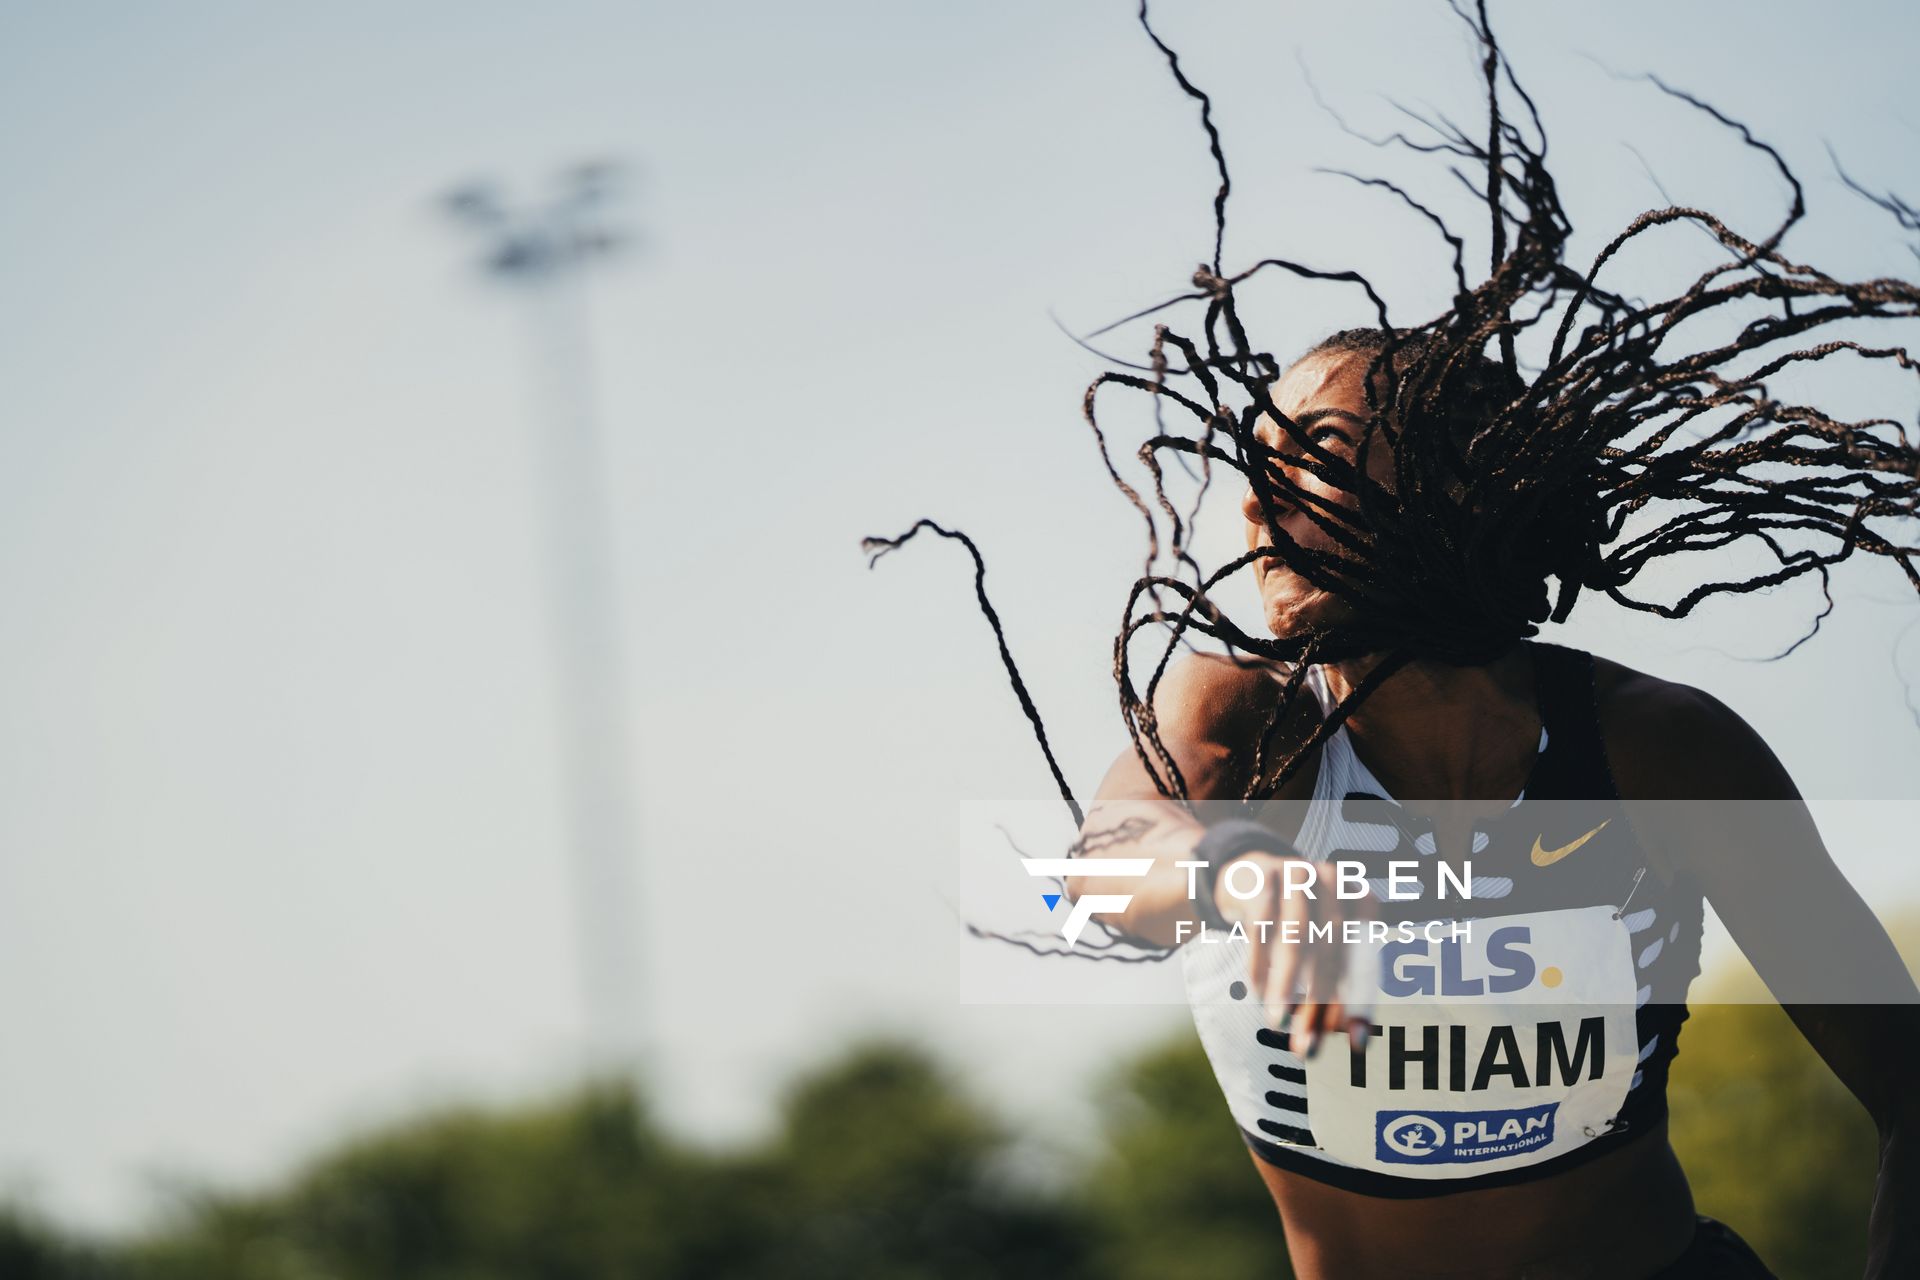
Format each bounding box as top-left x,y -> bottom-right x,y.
1,0 -> 1917,1231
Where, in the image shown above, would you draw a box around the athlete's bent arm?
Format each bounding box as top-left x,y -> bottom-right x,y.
1063,655 -> 1260,948
1615,684 -> 1920,1280
1065,655 -> 1365,1047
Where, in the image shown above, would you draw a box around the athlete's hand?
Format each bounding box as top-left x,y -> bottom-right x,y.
1212,851 -> 1376,1059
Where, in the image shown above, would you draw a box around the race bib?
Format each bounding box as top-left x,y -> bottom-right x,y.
1303,905 -> 1639,1178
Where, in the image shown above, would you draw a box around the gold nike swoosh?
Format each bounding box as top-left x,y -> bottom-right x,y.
1531,820 -> 1611,867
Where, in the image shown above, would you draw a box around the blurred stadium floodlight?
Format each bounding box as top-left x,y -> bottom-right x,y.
442,162 -> 645,1071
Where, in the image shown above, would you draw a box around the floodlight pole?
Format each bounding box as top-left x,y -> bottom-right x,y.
444,165 -> 644,1069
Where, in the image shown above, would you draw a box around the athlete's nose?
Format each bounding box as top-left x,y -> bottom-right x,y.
1242,480 -> 1266,527
1242,475 -> 1294,530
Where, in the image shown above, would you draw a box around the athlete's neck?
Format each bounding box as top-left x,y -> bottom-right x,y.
1319,642 -> 1541,802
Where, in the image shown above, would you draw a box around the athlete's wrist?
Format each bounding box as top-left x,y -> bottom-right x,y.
1192,819 -> 1302,927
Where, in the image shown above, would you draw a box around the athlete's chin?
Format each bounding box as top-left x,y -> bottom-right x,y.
1259,577 -> 1350,639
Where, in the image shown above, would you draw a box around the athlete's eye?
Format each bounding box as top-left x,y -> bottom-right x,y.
1277,426 -> 1352,460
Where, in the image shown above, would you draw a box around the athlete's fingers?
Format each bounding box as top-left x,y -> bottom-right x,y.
1264,933 -> 1297,1033
1300,887 -> 1345,1057
1339,886 -> 1380,1033
1304,1006 -> 1356,1058
1246,878 -> 1277,1000
1346,1015 -> 1371,1051
1294,888 -> 1321,1054
1301,997 -> 1352,1058
1264,881 -> 1309,1032
1339,944 -> 1379,1045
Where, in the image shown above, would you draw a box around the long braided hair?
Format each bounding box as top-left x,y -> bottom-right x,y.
864,1 -> 1920,957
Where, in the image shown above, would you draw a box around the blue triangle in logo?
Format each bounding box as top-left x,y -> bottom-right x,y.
1042,893 -> 1062,911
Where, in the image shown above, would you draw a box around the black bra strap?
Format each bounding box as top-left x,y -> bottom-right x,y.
1526,640 -> 1620,801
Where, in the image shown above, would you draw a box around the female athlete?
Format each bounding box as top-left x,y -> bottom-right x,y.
867,4 -> 1920,1275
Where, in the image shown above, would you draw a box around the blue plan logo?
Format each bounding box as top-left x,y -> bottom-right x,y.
1375,1103 -> 1558,1164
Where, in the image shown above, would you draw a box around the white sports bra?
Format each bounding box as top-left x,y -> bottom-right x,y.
1178,641 -> 1702,1196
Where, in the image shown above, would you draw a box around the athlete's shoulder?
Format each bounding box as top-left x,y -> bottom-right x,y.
1147,651 -> 1322,739
1095,651 -> 1319,801
1149,649 -> 1281,715
1589,651 -> 1796,800
1130,652 -> 1271,755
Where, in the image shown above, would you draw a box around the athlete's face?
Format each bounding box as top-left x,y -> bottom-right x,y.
1242,350 -> 1399,638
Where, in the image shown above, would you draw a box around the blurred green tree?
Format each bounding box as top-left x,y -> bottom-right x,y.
105,1043 -> 1087,1280
1077,1034 -> 1294,1280
124,1081 -> 737,1279
1661,917 -> 1920,1280
1666,995 -> 1878,1280
11,921 -> 1915,1279
0,1203 -> 113,1280
750,1043 -> 1090,1279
